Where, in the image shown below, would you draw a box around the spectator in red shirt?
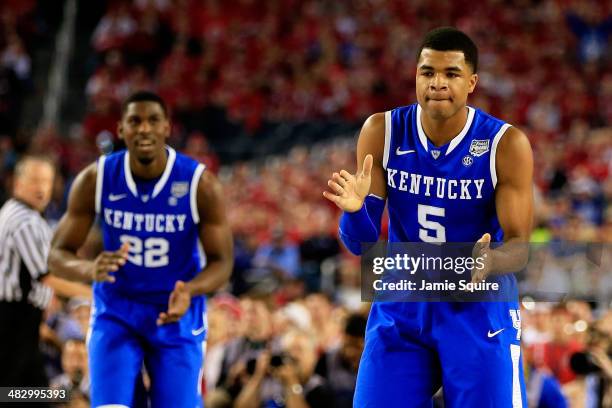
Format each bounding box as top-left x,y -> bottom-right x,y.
531,305 -> 584,384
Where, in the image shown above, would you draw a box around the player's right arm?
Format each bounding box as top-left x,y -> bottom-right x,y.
48,163 -> 127,283
323,113 -> 387,255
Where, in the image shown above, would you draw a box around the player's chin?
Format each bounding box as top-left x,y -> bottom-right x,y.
425,105 -> 451,119
136,153 -> 155,165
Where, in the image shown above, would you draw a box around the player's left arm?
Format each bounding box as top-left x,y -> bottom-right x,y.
188,170 -> 234,295
157,171 -> 234,325
472,127 -> 533,282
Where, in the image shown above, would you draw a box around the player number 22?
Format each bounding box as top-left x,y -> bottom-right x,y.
119,235 -> 169,267
418,204 -> 446,242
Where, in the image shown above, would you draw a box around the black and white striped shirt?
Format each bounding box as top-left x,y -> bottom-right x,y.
0,198 -> 53,309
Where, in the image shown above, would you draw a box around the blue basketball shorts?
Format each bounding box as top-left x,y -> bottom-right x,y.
87,290 -> 207,408
354,301 -> 527,408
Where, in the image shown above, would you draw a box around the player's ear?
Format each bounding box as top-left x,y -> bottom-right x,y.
468,73 -> 478,94
163,118 -> 171,140
117,120 -> 124,140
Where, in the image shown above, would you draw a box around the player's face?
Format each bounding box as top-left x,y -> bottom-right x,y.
416,49 -> 478,120
118,101 -> 170,165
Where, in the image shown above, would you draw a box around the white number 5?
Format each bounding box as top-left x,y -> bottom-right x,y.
418,204 -> 446,242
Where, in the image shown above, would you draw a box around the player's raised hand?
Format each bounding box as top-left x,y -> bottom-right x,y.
157,280 -> 191,325
323,154 -> 373,212
471,233 -> 492,283
90,242 -> 129,283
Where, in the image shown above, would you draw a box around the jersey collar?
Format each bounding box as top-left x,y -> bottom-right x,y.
416,104 -> 475,156
124,146 -> 176,200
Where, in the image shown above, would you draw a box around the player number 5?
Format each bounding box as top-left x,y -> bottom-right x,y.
119,235 -> 169,267
418,204 -> 446,242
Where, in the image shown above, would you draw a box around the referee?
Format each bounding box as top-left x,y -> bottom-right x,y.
0,155 -> 90,387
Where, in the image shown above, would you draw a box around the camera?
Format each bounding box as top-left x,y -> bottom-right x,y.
246,358 -> 258,376
270,353 -> 287,368
570,352 -> 602,375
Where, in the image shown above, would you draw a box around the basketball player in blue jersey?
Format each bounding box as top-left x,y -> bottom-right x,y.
324,27 -> 533,407
48,91 -> 234,407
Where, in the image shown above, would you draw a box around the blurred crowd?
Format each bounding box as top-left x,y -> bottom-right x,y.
80,0 -> 612,133
0,0 -> 36,137
38,292 -> 612,407
0,0 -> 610,406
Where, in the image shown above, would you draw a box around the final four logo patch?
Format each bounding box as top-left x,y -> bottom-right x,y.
171,182 -> 189,198
431,150 -> 441,159
469,140 -> 490,157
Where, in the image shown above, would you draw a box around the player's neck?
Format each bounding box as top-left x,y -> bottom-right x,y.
129,152 -> 168,179
421,106 -> 468,147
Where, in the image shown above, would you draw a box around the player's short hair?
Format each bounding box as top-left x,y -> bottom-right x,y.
417,27 -> 479,73
121,91 -> 168,118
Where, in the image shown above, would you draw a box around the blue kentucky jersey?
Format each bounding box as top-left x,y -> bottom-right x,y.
384,103 -> 510,244
95,146 -> 206,304
355,104 -> 528,408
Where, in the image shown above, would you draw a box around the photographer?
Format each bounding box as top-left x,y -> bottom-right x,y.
234,330 -> 335,408
315,313 -> 366,408
564,320 -> 612,407
50,338 -> 90,399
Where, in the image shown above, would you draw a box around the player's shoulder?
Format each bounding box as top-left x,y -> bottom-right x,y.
79,150 -> 125,183
469,107 -> 525,148
194,167 -> 224,213
497,125 -> 531,158
197,167 -> 220,192
76,161 -> 99,185
358,112 -> 386,159
63,160 -> 100,210
471,106 -> 502,123
470,107 -> 507,135
172,149 -> 218,194
170,150 -> 207,189
469,107 -> 530,152
173,149 -> 200,167
99,148 -> 126,167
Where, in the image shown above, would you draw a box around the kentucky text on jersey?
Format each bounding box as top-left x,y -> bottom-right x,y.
385,170 -> 485,199
382,104 -> 512,243
95,145 -> 206,304
103,209 -> 187,233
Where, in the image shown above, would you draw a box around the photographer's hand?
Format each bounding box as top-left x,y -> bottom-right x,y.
271,362 -> 309,408
234,352 -> 269,408
273,363 -> 300,386
591,347 -> 612,379
254,351 -> 270,379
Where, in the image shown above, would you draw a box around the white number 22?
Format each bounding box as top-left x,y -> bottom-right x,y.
418,204 -> 446,242
119,235 -> 169,267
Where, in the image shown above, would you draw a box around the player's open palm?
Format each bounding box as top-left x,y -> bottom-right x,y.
157,280 -> 191,325
324,154 -> 373,213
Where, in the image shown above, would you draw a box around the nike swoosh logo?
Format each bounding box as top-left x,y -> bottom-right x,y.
108,194 -> 127,202
192,325 -> 206,336
396,148 -> 416,155
487,328 -> 505,338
